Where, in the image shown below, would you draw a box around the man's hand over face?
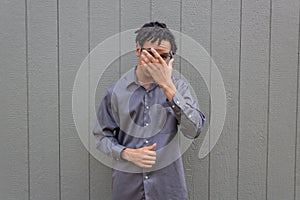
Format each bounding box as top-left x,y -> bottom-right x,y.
141,48 -> 174,87
141,48 -> 176,100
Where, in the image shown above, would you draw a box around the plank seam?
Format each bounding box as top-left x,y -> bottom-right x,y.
294,2 -> 300,199
150,0 -> 152,21
266,0 -> 272,200
56,0 -> 62,200
237,0 -> 243,199
25,0 -> 30,199
180,0 -> 182,74
88,0 -> 91,199
208,0 -> 213,199
119,0 -> 121,78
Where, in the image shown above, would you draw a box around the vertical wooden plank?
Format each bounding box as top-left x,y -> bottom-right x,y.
152,0 -> 181,31
152,0 -> 181,73
297,10 -> 300,197
238,0 -> 270,199
89,1 -> 119,199
59,0 -> 89,199
210,0 -> 240,199
267,0 -> 299,199
27,0 -> 59,199
120,0 -> 151,74
296,44 -> 300,200
0,1 -> 28,200
181,1 -> 211,199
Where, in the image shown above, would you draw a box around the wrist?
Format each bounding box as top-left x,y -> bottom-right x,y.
121,148 -> 133,161
160,82 -> 176,101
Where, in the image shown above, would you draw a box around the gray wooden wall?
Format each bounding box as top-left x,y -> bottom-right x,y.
1,0 -> 299,200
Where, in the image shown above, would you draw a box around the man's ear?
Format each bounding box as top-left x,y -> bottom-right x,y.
136,43 -> 141,57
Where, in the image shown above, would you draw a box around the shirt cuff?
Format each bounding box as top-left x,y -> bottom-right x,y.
167,91 -> 188,124
167,90 -> 186,113
112,144 -> 126,161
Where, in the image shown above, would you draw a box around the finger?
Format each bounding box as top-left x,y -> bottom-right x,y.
150,48 -> 167,66
144,155 -> 156,161
142,164 -> 154,168
140,59 -> 146,67
142,160 -> 156,166
141,53 -> 150,64
168,58 -> 174,68
145,143 -> 157,150
143,49 -> 157,63
141,56 -> 158,71
143,62 -> 156,74
145,151 -> 156,157
140,59 -> 154,70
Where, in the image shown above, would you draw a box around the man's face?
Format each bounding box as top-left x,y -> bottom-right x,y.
136,40 -> 172,78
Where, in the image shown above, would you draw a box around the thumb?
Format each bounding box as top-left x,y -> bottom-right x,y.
168,58 -> 174,68
146,143 -> 157,150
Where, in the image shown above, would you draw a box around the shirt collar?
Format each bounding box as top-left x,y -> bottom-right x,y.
123,66 -> 139,88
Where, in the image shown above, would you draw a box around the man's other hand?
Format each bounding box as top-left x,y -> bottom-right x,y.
121,143 -> 157,168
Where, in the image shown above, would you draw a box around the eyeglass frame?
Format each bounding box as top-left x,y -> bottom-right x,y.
140,47 -> 174,63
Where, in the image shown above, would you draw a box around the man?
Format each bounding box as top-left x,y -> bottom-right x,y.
93,21 -> 205,200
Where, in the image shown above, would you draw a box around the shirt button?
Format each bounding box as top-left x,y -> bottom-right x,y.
176,100 -> 180,104
145,140 -> 149,144
145,175 -> 149,179
171,105 -> 175,109
146,106 -> 149,109
145,123 -> 149,127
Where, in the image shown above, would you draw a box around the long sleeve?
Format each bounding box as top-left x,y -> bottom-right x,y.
93,89 -> 125,161
167,78 -> 206,139
91,69 -> 204,199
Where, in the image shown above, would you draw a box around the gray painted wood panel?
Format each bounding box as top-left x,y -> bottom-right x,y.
89,1 -> 120,200
238,0 -> 270,199
1,0 -> 300,199
210,0 -> 240,199
297,49 -> 300,200
151,0 -> 181,30
0,1 -> 28,200
152,0 -> 181,74
267,1 -> 299,199
59,1 -> 89,200
120,0 -> 151,75
181,1 -> 211,199
27,0 -> 60,199
151,1 -> 211,200
297,18 -> 300,199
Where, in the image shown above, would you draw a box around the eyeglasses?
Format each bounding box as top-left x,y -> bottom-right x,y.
141,48 -> 174,63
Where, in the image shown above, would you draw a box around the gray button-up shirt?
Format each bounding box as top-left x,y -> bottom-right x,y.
93,67 -> 206,200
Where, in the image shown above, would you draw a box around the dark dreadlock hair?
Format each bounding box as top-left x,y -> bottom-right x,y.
135,21 -> 177,53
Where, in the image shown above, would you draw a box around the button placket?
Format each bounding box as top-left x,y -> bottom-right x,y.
143,92 -> 150,127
